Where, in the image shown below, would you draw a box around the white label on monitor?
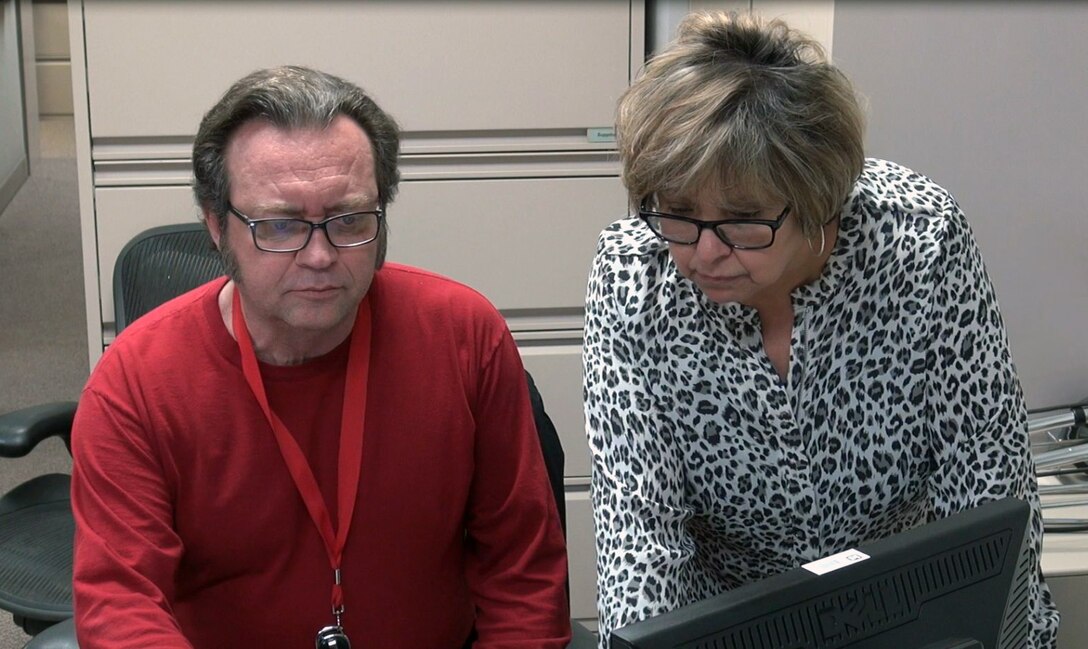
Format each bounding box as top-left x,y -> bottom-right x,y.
802,549 -> 870,576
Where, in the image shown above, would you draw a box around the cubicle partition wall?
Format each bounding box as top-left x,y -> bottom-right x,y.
0,0 -> 30,215
832,3 -> 1088,646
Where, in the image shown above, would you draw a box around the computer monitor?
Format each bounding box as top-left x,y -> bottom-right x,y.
611,497 -> 1032,649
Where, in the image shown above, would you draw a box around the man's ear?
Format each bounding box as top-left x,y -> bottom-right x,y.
203,209 -> 223,248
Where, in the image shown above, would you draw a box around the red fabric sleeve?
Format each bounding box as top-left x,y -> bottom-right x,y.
462,328 -> 572,648
71,382 -> 192,649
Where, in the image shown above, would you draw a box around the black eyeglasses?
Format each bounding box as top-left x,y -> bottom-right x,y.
228,204 -> 384,253
638,200 -> 791,250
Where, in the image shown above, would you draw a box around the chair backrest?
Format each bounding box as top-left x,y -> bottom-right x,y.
112,223 -> 224,333
525,370 -> 567,536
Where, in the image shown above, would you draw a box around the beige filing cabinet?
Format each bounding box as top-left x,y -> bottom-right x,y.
69,0 -> 646,626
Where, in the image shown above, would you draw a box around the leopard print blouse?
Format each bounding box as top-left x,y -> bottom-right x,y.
583,158 -> 1059,647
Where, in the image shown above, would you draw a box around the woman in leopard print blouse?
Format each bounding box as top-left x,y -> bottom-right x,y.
583,10 -> 1059,648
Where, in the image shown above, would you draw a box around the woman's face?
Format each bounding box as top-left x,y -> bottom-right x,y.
657,186 -> 819,310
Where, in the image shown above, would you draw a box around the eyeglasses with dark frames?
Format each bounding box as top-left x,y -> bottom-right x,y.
228,204 -> 384,253
638,200 -> 791,250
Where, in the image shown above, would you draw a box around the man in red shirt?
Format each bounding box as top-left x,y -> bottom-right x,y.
71,65 -> 570,648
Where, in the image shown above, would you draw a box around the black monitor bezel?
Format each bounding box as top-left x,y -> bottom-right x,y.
611,497 -> 1031,649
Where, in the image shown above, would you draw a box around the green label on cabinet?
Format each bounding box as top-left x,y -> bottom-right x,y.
587,127 -> 616,143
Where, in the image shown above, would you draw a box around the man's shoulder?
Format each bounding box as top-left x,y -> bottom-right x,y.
369,264 -> 513,358
377,262 -> 468,286
99,278 -> 225,368
373,263 -> 502,319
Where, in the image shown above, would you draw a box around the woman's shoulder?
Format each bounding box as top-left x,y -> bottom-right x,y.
851,158 -> 958,218
595,215 -> 669,259
835,159 -> 975,286
587,215 -> 694,324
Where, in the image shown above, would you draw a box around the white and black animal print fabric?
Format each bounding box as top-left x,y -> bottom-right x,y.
583,158 -> 1059,647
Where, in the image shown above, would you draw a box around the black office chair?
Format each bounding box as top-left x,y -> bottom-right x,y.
18,617 -> 75,649
0,223 -> 223,643
3,222 -> 595,648
111,223 -> 226,333
525,371 -> 598,649
0,403 -> 76,635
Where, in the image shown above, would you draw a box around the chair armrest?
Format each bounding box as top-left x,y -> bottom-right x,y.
0,402 -> 78,458
568,621 -> 598,649
22,617 -> 78,649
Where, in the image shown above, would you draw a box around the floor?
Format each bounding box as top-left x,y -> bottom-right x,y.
0,116 -> 81,649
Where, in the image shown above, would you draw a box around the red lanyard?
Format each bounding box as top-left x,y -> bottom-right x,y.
232,287 -> 371,619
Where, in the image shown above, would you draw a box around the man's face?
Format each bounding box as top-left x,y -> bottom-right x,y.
206,116 -> 380,349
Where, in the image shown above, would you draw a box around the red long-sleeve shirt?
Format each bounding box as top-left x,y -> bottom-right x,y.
71,263 -> 570,648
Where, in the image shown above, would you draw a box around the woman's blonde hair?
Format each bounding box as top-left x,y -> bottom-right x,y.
617,11 -> 865,236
